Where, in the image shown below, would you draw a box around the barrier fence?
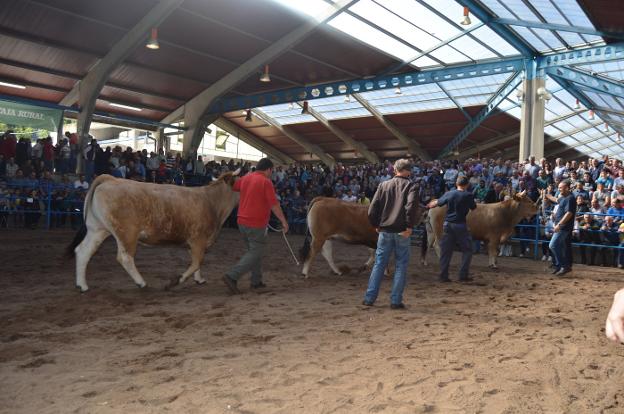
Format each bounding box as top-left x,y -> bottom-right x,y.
2,179 -> 623,266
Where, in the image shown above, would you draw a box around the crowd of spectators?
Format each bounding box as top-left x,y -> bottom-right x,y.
0,128 -> 622,268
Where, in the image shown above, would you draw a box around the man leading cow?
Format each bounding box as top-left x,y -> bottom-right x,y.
223,158 -> 289,294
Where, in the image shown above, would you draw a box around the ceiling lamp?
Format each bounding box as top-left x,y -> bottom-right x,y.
146,28 -> 159,50
245,109 -> 252,122
604,123 -> 609,132
516,89 -> 524,102
109,102 -> 142,111
288,102 -> 294,110
260,64 -> 271,83
536,86 -> 552,101
344,94 -> 351,103
395,86 -> 402,95
574,99 -> 581,110
0,81 -> 26,89
589,110 -> 595,120
618,133 -> 622,143
301,101 -> 309,114
461,7 -> 471,25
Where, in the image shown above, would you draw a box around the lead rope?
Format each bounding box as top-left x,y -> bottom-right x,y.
267,223 -> 301,266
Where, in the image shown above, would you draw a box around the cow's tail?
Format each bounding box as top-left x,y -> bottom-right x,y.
299,200 -> 319,263
64,175 -> 113,259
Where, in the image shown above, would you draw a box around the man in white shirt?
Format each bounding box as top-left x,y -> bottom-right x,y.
553,158 -> 567,181
74,174 -> 89,190
341,190 -> 357,203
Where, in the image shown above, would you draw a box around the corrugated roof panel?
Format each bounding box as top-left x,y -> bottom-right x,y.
511,26 -> 550,51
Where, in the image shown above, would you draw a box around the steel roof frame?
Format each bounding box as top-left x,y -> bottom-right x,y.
437,71 -> 523,158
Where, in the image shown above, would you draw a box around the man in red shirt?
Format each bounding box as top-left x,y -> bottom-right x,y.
223,158 -> 288,294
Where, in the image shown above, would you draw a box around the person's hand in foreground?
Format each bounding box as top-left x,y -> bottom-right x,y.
606,288 -> 624,343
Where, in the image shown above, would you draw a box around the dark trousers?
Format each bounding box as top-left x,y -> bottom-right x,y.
439,222 -> 473,280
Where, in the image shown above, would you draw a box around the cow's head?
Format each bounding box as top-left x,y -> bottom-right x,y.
512,190 -> 538,219
213,168 -> 241,187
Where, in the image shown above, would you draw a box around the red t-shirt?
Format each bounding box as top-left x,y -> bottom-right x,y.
234,172 -> 278,228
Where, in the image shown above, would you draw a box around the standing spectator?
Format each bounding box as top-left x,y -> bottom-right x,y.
363,159 -> 417,309
42,137 -> 54,172
542,181 -> 577,276
524,155 -> 541,179
341,189 -> 357,202
5,157 -> 18,178
15,138 -> 29,167
31,139 -> 43,164
58,139 -> 71,174
83,138 -> 98,181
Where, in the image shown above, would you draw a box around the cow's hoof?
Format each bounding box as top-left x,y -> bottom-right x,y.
78,286 -> 89,293
195,279 -> 207,285
137,282 -> 147,289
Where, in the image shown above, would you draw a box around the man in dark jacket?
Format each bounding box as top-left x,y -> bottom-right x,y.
428,176 -> 477,282
363,159 -> 418,310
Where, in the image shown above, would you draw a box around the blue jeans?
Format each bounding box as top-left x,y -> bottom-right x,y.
364,232 -> 411,305
549,229 -> 571,270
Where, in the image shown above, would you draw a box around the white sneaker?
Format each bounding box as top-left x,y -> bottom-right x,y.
541,255 -> 547,261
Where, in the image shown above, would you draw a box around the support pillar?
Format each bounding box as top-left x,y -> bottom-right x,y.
518,63 -> 545,162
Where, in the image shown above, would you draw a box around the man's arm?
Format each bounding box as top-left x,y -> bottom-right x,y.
271,203 -> 289,234
367,185 -> 383,229
428,192 -> 448,209
401,184 -> 418,238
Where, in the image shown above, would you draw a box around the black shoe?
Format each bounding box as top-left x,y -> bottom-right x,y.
251,282 -> 267,289
556,268 -> 571,276
439,278 -> 451,283
222,275 -> 240,294
362,300 -> 373,306
390,303 -> 406,310
458,276 -> 474,282
551,267 -> 561,275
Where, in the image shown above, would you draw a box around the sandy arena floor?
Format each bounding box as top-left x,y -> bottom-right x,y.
1,228 -> 624,414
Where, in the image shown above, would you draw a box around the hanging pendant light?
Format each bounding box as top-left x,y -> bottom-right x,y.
395,86 -> 402,95
589,110 -> 595,120
260,65 -> 271,83
301,101 -> 309,114
245,109 -> 252,122
617,133 -> 622,143
461,7 -> 471,25
574,99 -> 581,110
344,94 -> 351,103
146,28 -> 160,50
604,123 -> 609,132
288,102 -> 294,110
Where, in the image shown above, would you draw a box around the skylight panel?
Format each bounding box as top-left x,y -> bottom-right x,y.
576,145 -> 591,153
429,45 -> 471,64
551,120 -> 578,133
273,114 -> 317,125
412,55 -> 440,68
375,99 -> 456,115
567,115 -> 590,128
511,26 -> 550,51
269,0 -> 335,18
531,28 -> 565,50
545,125 -> 563,136
477,0 -> 515,19
529,0 -> 568,25
448,35 -> 497,60
349,0 -> 440,50
586,141 -> 601,150
506,106 -> 522,119
472,26 -> 521,56
321,108 -> 371,120
399,0 -> 463,39
500,0 -> 540,21
597,137 -> 614,147
328,13 -> 418,61
556,0 -> 596,28
556,31 -> 586,48
455,95 -> 490,106
560,137 -> 579,146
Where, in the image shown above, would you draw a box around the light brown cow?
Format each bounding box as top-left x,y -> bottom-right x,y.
424,191 -> 538,268
300,197 -> 425,278
65,171 -> 239,292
